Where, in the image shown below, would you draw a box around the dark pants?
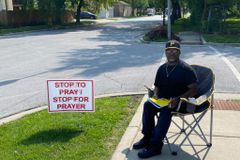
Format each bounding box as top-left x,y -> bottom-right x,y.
142,101 -> 172,146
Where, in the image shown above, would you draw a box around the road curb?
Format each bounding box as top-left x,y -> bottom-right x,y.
138,37 -> 167,44
201,35 -> 240,47
95,91 -> 146,99
214,92 -> 240,100
0,20 -> 113,38
201,35 -> 207,44
0,106 -> 48,126
206,42 -> 240,47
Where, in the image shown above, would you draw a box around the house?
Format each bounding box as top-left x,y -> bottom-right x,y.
0,0 -> 13,11
0,0 -> 13,25
113,1 -> 131,17
98,1 -> 132,18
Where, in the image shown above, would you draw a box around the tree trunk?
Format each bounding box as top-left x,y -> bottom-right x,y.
176,0 -> 181,19
76,0 -> 84,24
171,0 -> 176,25
201,0 -> 207,33
171,0 -> 181,24
163,1 -> 166,26
182,6 -> 185,18
131,0 -> 135,16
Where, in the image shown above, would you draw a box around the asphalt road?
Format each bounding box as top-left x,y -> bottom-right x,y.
0,16 -> 240,118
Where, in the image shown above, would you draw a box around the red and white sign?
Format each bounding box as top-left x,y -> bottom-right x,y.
47,80 -> 94,112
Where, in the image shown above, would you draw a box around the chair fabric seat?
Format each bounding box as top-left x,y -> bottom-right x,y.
174,100 -> 210,114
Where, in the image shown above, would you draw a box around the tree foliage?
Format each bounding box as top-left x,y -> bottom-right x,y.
20,0 -> 240,26
36,0 -> 66,24
20,0 -> 117,24
228,1 -> 240,17
22,0 -> 37,11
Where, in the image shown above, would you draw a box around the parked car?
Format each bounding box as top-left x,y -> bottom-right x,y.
146,8 -> 155,16
75,11 -> 97,19
147,12 -> 154,16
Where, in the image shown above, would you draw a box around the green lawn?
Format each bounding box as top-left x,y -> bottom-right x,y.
203,18 -> 240,43
203,34 -> 240,43
0,95 -> 143,160
170,17 -> 240,43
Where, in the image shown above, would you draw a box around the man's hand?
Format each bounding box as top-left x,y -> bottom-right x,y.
148,89 -> 154,97
152,94 -> 158,99
169,97 -> 180,109
152,86 -> 159,99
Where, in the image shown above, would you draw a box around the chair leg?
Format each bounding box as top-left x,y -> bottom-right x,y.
165,137 -> 177,156
209,95 -> 214,146
167,110 -> 212,159
171,116 -> 204,159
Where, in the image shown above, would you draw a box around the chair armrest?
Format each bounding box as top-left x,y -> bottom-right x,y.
179,94 -> 210,106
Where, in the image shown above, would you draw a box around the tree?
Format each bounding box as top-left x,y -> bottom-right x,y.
228,1 -> 240,17
187,0 -> 205,25
22,0 -> 37,11
148,0 -> 166,25
137,0 -> 149,15
124,0 -> 148,16
179,0 -> 189,18
171,0 -> 181,24
35,0 -> 65,24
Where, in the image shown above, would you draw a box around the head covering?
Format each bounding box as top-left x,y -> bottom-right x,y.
165,40 -> 180,50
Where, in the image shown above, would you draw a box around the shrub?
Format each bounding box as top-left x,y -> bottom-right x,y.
145,26 -> 180,41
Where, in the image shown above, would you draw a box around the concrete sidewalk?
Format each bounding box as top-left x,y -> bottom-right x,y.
178,32 -> 202,44
111,94 -> 240,160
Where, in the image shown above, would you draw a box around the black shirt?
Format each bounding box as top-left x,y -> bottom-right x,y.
154,60 -> 197,99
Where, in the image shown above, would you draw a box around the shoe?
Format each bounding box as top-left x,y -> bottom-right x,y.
137,147 -> 162,159
133,137 -> 150,149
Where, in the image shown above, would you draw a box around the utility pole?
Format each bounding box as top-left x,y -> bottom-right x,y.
167,0 -> 171,40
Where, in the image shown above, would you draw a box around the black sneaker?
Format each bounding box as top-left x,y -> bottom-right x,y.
133,137 -> 150,149
137,147 -> 162,159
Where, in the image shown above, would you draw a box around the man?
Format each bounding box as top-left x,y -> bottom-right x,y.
133,40 -> 198,159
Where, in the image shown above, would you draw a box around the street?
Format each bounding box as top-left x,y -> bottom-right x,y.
0,15 -> 240,118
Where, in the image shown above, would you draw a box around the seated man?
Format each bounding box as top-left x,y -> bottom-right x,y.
133,40 -> 198,159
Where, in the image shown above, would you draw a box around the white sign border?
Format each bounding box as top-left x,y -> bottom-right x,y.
47,79 -> 95,113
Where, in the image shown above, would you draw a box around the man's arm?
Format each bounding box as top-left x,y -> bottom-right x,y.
169,83 -> 198,109
180,83 -> 198,98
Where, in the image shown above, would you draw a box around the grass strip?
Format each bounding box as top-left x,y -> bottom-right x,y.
203,34 -> 240,43
0,21 -> 95,36
0,95 -> 143,160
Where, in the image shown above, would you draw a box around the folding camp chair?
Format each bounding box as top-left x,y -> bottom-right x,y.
165,65 -> 215,160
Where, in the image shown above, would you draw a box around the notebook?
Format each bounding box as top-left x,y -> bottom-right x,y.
148,98 -> 170,109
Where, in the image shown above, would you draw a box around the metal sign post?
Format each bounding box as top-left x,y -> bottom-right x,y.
167,0 -> 172,40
